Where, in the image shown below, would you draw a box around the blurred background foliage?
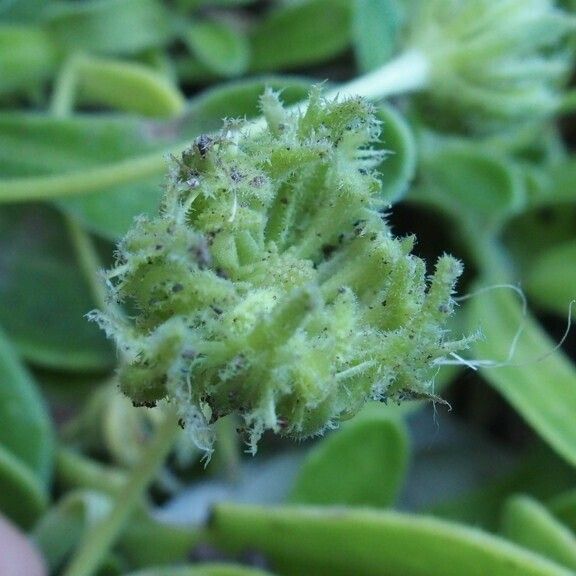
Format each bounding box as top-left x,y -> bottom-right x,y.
0,1 -> 576,575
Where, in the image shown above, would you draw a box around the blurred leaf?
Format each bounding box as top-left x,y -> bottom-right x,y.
549,488 -> 576,532
57,448 -> 126,496
0,204 -> 114,369
501,496 -> 576,571
45,0 -> 174,56
125,566 -> 275,576
0,111 -> 172,237
0,25 -> 57,94
32,490 -> 199,573
376,103 -> 416,204
62,77 -> 311,237
210,504 -> 574,576
0,112 -> 172,178
75,56 -> 185,117
290,414 -> 408,507
0,447 -> 47,529
468,289 -> 576,468
503,206 -> 576,275
32,490 -> 111,573
431,445 -> 576,531
183,20 -> 250,77
0,0 -> 46,22
249,0 -> 352,72
540,159 -> 576,205
416,138 -> 525,232
186,77 -> 311,129
352,0 -> 404,72
525,240 -> 576,316
118,508 -> 200,568
0,325 -> 53,481
0,78 -> 310,238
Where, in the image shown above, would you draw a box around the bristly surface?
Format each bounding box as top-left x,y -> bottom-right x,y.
90,88 -> 469,454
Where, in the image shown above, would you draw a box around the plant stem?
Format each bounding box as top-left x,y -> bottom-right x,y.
0,50 -> 429,203
0,146 -> 179,202
65,214 -> 109,311
325,49 -> 429,102
62,407 -> 180,576
50,55 -> 80,118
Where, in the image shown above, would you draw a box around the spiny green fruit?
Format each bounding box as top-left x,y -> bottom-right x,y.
90,89 -> 467,454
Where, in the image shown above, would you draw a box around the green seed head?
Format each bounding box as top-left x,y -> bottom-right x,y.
90,89 -> 467,454
409,0 -> 574,132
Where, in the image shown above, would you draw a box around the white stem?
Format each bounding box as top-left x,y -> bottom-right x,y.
326,49 -> 430,102
246,49 -> 430,138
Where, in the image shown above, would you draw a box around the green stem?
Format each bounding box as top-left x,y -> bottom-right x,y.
213,415 -> 241,482
325,49 -> 429,102
62,407 -> 180,576
50,55 -> 81,117
0,50 -> 429,203
65,214 -> 110,311
0,146 -> 178,202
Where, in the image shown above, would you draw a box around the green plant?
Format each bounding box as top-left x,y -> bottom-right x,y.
1,1 -> 576,576
91,89 -> 466,455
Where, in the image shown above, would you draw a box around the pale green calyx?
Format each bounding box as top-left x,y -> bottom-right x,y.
90,89 -> 467,454
408,0 -> 574,131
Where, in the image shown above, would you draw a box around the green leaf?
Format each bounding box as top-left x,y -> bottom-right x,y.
352,0 -> 404,72
75,56 -> 185,117
376,103 -> 416,204
0,25 -> 57,94
249,0 -> 352,72
183,20 -> 250,77
0,112 -> 171,178
186,77 -> 311,130
416,138 -> 525,232
468,288 -> 576,468
45,0 -> 174,56
550,488 -> 576,533
501,496 -> 576,571
0,447 -> 47,529
290,414 -> 408,507
0,78 -> 311,239
0,204 -> 114,369
503,206 -> 576,275
525,240 -> 576,316
32,490 -> 112,572
0,111 -> 172,237
541,159 -> 576,205
117,510 -> 201,568
209,504 -> 574,576
0,0 -> 46,22
0,332 -> 52,527
431,445 -> 576,531
32,489 -> 200,572
0,325 -> 53,482
125,565 -> 275,576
